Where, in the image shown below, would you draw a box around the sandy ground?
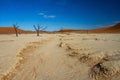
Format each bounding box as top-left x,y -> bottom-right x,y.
0,33 -> 120,80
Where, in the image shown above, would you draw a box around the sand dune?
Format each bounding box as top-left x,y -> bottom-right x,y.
0,33 -> 120,80
0,27 -> 33,34
0,23 -> 120,34
58,23 -> 120,33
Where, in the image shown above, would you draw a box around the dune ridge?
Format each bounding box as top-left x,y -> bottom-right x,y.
0,27 -> 34,34
58,23 -> 120,33
0,23 -> 120,34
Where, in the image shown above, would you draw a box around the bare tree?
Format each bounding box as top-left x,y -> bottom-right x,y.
13,23 -> 19,37
33,24 -> 47,36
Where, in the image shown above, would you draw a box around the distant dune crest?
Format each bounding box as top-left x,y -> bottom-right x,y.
0,27 -> 33,34
0,23 -> 120,34
59,23 -> 120,33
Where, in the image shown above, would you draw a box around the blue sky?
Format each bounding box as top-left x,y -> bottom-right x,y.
0,0 -> 120,31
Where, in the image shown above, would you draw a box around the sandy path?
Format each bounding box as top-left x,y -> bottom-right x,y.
1,35 -> 89,80
0,34 -> 120,80
34,37 -> 89,80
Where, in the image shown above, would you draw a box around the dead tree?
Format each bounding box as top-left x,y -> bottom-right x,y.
33,24 -> 47,36
13,23 -> 19,37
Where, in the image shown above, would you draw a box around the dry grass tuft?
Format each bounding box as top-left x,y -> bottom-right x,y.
89,54 -> 120,80
68,52 -> 78,57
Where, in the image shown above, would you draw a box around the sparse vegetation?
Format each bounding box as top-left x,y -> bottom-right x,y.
13,23 -> 19,37
89,54 -> 120,80
33,24 -> 47,36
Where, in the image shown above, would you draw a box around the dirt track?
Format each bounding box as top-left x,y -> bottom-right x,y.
1,35 -> 89,80
0,34 -> 120,80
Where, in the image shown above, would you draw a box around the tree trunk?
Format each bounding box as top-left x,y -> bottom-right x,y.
15,28 -> 18,37
37,31 -> 39,36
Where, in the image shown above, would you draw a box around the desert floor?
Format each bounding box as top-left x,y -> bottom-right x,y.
0,33 -> 120,80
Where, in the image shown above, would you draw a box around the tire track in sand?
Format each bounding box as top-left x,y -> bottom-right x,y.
1,36 -> 54,80
1,35 -> 89,80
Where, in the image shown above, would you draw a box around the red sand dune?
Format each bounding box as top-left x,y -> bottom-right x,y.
0,23 -> 120,34
0,27 -> 34,34
58,23 -> 120,33
89,23 -> 120,33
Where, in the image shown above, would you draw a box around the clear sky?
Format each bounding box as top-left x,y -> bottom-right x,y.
0,0 -> 120,31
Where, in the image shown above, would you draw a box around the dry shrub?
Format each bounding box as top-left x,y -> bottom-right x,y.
82,38 -> 99,40
66,46 -> 73,51
59,42 -> 65,48
68,52 -> 78,57
78,53 -> 107,66
90,54 -> 120,80
94,38 -> 99,40
79,54 -> 91,63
